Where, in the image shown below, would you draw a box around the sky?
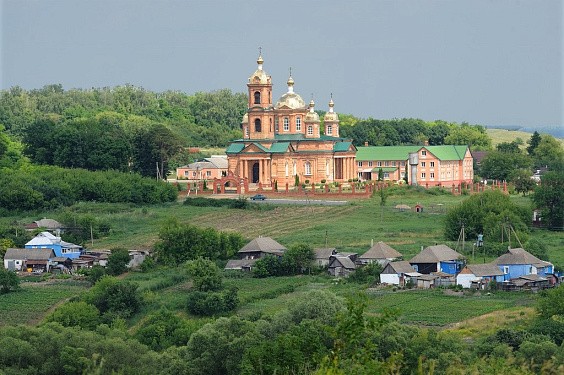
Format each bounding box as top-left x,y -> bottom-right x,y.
1,0 -> 562,128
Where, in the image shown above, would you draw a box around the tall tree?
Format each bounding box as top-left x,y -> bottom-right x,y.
131,124 -> 182,178
533,171 -> 564,230
527,131 -> 542,155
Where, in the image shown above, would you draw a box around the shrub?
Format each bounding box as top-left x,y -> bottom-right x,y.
0,268 -> 19,293
44,301 -> 100,330
186,288 -> 239,316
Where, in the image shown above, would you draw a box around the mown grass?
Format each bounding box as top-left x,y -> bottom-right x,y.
0,281 -> 89,326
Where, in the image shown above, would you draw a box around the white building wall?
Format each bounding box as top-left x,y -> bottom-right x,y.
457,273 -> 478,288
380,273 -> 400,285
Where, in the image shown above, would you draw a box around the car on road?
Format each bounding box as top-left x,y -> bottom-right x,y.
250,194 -> 266,201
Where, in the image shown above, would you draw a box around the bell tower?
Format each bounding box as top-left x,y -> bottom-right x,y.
324,96 -> 340,137
246,50 -> 275,139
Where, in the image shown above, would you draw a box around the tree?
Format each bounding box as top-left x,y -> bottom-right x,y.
533,171 -> 564,230
106,248 -> 131,276
0,268 -> 19,293
131,124 -> 183,179
536,285 -> 564,320
44,301 -> 100,330
186,257 -> 223,292
253,254 -> 283,278
377,168 -> 384,181
479,150 -> 532,181
443,123 -> 491,150
532,135 -> 564,170
527,131 -> 542,155
510,169 -> 536,196
282,243 -> 315,275
496,141 -> 521,153
83,276 -> 141,321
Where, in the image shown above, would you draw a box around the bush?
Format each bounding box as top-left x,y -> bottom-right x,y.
186,287 -> 239,316
0,268 -> 19,293
106,248 -> 130,276
44,301 -> 100,330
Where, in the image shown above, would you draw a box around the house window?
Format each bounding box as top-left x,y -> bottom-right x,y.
377,161 -> 382,167
400,172 -> 405,178
293,161 -> 297,175
358,161 -> 363,167
503,266 -> 509,274
421,162 -> 426,167
421,150 -> 427,157
392,161 -> 396,166
255,119 -> 262,132
285,162 -> 289,177
245,127 -> 249,137
275,117 -> 279,131
430,172 -> 435,179
430,161 -> 435,168
368,161 -> 373,167
307,125 -> 313,135
206,171 -> 211,177
326,125 -> 332,135
296,116 -> 301,131
421,172 -> 426,179
401,161 -> 405,167
283,117 -> 289,131
254,91 -> 261,104
384,161 -> 389,167
305,161 -> 312,175
184,171 -> 189,176
383,172 -> 389,179
192,171 -> 197,177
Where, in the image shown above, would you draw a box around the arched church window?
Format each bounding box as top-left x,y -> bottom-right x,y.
255,119 -> 261,132
307,125 -> 313,135
296,116 -> 301,131
293,161 -> 297,176
283,117 -> 289,131
285,162 -> 289,177
326,125 -> 332,135
254,91 -> 261,104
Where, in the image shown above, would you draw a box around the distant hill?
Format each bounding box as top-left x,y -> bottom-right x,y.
486,125 -> 563,138
486,127 -> 564,149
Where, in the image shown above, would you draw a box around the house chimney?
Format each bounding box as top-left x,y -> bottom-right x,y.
364,141 -> 368,147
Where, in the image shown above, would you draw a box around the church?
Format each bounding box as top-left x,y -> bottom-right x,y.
226,53 -> 357,187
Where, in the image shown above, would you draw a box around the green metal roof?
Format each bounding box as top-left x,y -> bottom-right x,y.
225,143 -> 245,154
424,145 -> 468,161
269,142 -> 291,153
333,141 -> 353,152
371,167 -> 398,172
356,145 -> 469,161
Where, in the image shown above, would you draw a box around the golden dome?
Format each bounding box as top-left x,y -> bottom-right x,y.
324,98 -> 339,122
305,99 -> 319,122
248,53 -> 270,85
275,74 -> 305,109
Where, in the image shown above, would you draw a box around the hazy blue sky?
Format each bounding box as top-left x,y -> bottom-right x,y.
1,0 -> 562,127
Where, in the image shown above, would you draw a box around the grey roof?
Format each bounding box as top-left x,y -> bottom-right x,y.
383,260 -> 417,274
33,218 -> 63,229
494,248 -> 552,267
360,242 -> 402,260
329,256 -> 356,270
4,248 -> 55,260
409,245 -> 464,264
465,263 -> 505,277
314,248 -> 336,259
418,274 -> 439,281
238,237 -> 287,255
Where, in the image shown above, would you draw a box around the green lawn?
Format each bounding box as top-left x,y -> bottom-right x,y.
0,281 -> 89,326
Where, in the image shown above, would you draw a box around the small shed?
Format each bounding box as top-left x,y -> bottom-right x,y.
3,248 -> 56,272
238,237 -> 287,260
417,274 -> 439,289
415,204 -> 423,213
224,259 -> 258,272
380,260 -> 420,286
328,254 -> 357,277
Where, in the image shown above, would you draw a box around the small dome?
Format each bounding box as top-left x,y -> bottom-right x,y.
305,110 -> 320,122
324,98 -> 339,122
241,113 -> 248,124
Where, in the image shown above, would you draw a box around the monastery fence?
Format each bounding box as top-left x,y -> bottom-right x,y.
176,179 -> 508,199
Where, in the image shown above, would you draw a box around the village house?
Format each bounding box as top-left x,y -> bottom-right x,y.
24,218 -> 64,235
25,231 -> 82,259
456,263 -> 506,289
409,245 -> 465,275
358,241 -> 402,265
224,236 -> 287,271
176,155 -> 228,181
3,248 -> 56,273
494,247 -> 554,279
380,260 -> 420,287
500,274 -> 552,292
328,252 -> 358,277
356,145 -> 473,187
225,53 -> 357,188
313,248 -> 337,267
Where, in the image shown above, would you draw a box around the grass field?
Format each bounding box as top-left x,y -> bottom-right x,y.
486,128 -> 564,148
0,280 -> 89,326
